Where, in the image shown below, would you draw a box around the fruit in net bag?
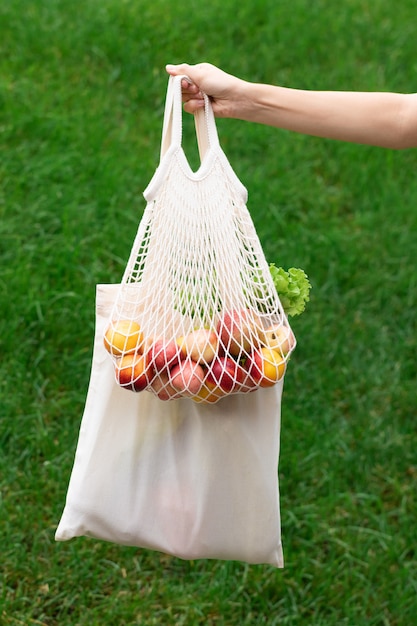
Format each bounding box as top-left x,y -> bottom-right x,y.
149,370 -> 179,401
169,358 -> 205,396
260,323 -> 296,357
205,356 -> 247,393
245,347 -> 286,387
115,352 -> 150,392
146,338 -> 183,374
177,328 -> 218,365
216,308 -> 261,358
104,320 -> 143,356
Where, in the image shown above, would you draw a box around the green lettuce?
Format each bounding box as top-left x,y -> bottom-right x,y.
269,264 -> 311,316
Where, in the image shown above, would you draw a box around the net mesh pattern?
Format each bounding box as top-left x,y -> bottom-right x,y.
104,81 -> 295,404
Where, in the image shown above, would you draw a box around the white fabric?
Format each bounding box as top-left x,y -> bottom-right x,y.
55,284 -> 285,567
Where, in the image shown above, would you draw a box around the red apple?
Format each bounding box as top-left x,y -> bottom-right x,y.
206,356 -> 246,393
216,308 -> 261,358
169,358 -> 205,396
149,370 -> 179,401
146,338 -> 182,373
115,352 -> 149,392
238,365 -> 259,392
245,347 -> 286,388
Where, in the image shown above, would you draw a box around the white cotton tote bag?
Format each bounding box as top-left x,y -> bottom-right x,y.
55,285 -> 284,566
55,75 -> 289,567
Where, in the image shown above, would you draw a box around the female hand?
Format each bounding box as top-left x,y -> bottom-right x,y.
165,62 -> 245,118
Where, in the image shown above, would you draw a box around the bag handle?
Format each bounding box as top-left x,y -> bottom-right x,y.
160,74 -> 219,161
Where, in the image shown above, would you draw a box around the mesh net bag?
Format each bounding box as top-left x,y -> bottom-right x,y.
103,75 -> 296,404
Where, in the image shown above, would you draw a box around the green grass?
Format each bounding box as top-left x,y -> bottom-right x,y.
1,0 -> 417,624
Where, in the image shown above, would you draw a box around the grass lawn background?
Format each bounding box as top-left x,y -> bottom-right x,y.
1,0 -> 416,624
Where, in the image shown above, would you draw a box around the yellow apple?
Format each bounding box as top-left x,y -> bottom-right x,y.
261,323 -> 295,356
104,319 -> 143,356
192,380 -> 225,404
246,347 -> 286,387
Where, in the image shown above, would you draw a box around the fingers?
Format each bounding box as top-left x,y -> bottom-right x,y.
165,63 -> 240,120
166,63 -> 190,76
183,98 -> 206,114
180,78 -> 200,97
166,64 -> 205,109
166,65 -> 199,92
166,63 -> 204,89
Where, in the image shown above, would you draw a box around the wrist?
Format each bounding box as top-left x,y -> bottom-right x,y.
228,79 -> 259,121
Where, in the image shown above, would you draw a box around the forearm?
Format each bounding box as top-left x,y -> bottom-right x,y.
166,63 -> 417,149
237,82 -> 417,149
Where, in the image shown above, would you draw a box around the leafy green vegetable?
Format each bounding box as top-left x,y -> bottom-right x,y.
269,264 -> 312,316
